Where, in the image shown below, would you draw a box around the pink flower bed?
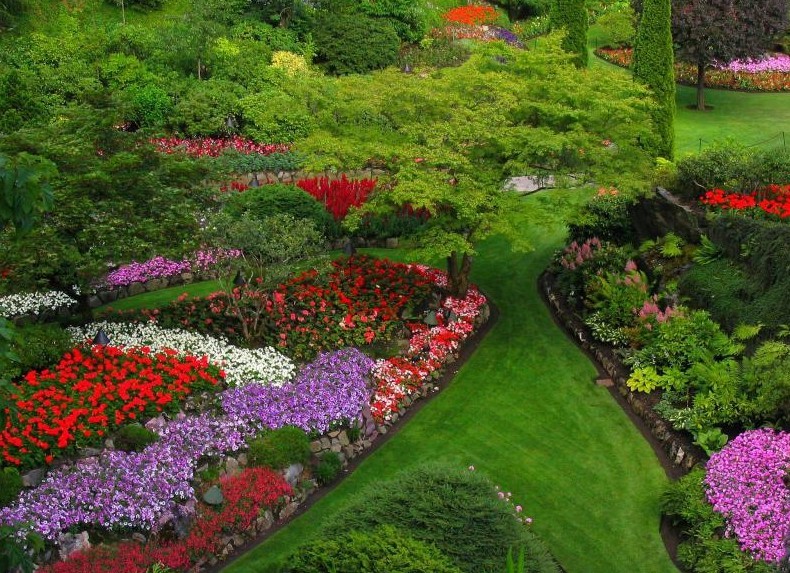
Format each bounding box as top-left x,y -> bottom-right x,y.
150,136 -> 290,158
370,265 -> 487,421
721,53 -> 790,73
705,428 -> 790,563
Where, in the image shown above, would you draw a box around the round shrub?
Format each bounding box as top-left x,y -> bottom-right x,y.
312,14 -> 400,75
281,525 -> 464,573
247,425 -> 311,470
223,183 -> 337,237
2,324 -> 73,380
0,467 -> 23,507
114,423 -> 160,453
324,462 -> 560,573
313,451 -> 342,486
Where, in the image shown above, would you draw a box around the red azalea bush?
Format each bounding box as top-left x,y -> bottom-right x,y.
296,175 -> 377,221
700,184 -> 790,219
40,467 -> 292,573
442,5 -> 498,25
151,136 -> 291,158
595,47 -> 790,92
0,346 -> 223,468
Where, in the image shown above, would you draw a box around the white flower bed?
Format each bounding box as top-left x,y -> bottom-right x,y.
68,321 -> 296,387
0,290 -> 77,319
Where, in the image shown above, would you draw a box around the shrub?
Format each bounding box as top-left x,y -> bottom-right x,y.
239,91 -> 316,144
170,79 -> 244,137
313,14 -> 400,75
114,423 -> 160,453
313,451 -> 342,486
597,6 -> 635,48
222,183 -> 337,237
325,462 -> 560,573
213,150 -> 305,174
567,190 -> 635,243
3,324 -> 72,380
247,425 -> 311,470
123,85 -> 172,128
0,468 -> 22,507
281,525 -> 464,573
550,0 -> 589,67
360,0 -> 428,43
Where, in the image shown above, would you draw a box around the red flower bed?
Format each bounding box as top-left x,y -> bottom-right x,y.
442,5 -> 498,25
296,175 -> 377,221
151,136 -> 290,158
700,184 -> 790,219
595,47 -> 790,92
0,346 -> 223,468
40,467 -> 292,573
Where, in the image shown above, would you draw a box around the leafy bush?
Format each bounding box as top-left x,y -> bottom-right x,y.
107,0 -> 164,9
313,451 -> 342,486
247,425 -> 312,470
597,5 -> 635,47
0,467 -> 22,507
399,37 -> 472,70
661,468 -> 776,573
567,191 -> 636,244
123,84 -> 172,128
170,79 -> 244,137
359,0 -> 428,43
213,150 -> 305,174
313,14 -> 400,75
281,525 -> 464,573
114,423 -> 160,452
222,183 -> 337,237
239,91 -> 316,144
325,462 -> 560,573
2,324 -> 72,381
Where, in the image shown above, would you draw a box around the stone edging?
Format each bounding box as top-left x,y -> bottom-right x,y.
539,271 -> 704,474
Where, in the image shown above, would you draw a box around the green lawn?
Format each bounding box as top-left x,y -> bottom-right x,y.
220,189 -> 678,573
95,279 -> 223,313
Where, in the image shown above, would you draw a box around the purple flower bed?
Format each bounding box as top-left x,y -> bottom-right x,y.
720,53 -> 790,73
104,248 -> 242,288
222,347 -> 374,434
705,428 -> 790,563
0,348 -> 372,540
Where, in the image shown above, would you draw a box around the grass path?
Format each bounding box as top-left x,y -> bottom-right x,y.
221,189 -> 678,573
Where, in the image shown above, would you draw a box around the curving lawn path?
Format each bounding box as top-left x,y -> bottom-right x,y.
220,189 -> 679,573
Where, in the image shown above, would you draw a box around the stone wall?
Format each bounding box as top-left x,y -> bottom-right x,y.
540,272 -> 704,473
628,186 -> 708,244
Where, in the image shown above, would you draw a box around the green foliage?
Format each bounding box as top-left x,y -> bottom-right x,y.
1,324 -> 72,381
213,151 -> 305,174
222,183 -> 336,237
114,423 -> 160,452
312,451 -> 342,486
0,523 -> 44,573
281,525 -> 464,573
398,37 -> 472,70
247,425 -> 312,470
122,84 -> 172,128
740,340 -> 790,423
691,235 -> 721,266
632,0 -> 674,158
170,79 -> 245,137
661,468 -> 775,573
358,0 -> 428,43
567,193 -> 636,243
691,427 -> 728,456
550,0 -> 589,67
0,152 -> 56,233
0,68 -> 57,134
596,5 -> 635,47
239,90 -> 316,143
626,366 -> 661,392
312,13 -> 400,75
108,0 -> 165,9
325,462 -> 560,573
0,467 -> 22,507
585,266 -> 649,331
659,232 -> 684,258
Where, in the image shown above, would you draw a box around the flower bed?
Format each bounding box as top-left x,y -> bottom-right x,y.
700,184 -> 790,219
442,5 -> 498,25
0,346 -> 223,468
150,136 -> 290,158
67,322 -> 296,387
0,290 -> 77,320
705,428 -> 790,563
104,248 -> 242,289
595,47 -> 790,92
296,175 -> 377,221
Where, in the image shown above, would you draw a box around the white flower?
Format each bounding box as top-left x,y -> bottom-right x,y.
68,321 -> 296,387
0,290 -> 77,319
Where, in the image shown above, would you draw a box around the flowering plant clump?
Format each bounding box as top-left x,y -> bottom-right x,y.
68,321 -> 296,387
221,347 -> 374,434
705,428 -> 790,562
0,290 -> 77,319
560,238 -> 603,270
596,47 -> 790,92
700,184 -> 790,219
150,136 -> 290,158
442,5 -> 498,25
0,413 -> 251,540
296,175 -> 377,221
370,265 -> 487,421
104,248 -> 242,288
0,345 -> 223,468
271,51 -> 310,77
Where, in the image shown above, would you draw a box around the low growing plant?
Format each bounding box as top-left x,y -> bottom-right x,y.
247,425 -> 311,470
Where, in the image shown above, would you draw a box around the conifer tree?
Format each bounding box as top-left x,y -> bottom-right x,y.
550,0 -> 588,67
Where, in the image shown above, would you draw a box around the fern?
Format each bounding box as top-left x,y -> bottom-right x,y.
660,232 -> 684,258
732,323 -> 762,341
692,235 -> 722,265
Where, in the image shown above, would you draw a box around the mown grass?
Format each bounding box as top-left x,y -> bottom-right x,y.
219,189 -> 677,573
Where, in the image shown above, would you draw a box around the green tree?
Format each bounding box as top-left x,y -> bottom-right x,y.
632,0 -> 675,158
550,0 -> 589,67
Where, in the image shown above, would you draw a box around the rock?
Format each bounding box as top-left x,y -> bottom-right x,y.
58,531 -> 90,561
237,453 -> 248,466
232,535 -> 245,547
180,272 -> 194,284
390,412 -> 399,423
144,278 -> 169,292
256,510 -> 275,531
225,456 -> 241,477
22,468 -> 45,488
674,446 -> 685,466
503,175 -> 556,194
385,237 -> 399,249
88,295 -> 102,309
310,440 -> 322,453
104,439 -> 115,450
131,533 -> 146,544
80,447 -> 102,458
284,463 -> 303,486
98,290 -> 118,304
279,501 -> 299,520
338,431 -> 349,446
128,282 -> 146,296
320,437 -> 331,450
328,430 -> 341,438
595,378 -> 614,387
343,445 -> 356,460
330,443 -> 342,453
203,485 -> 224,506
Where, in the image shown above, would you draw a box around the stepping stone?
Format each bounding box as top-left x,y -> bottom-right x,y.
595,377 -> 614,387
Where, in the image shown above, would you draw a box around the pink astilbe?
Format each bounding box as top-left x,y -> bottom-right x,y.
560,237 -> 603,270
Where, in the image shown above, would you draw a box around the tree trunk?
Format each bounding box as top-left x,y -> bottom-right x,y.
446,251 -> 472,298
696,60 -> 706,110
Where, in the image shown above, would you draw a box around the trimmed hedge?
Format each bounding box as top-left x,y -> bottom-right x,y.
313,14 -> 400,75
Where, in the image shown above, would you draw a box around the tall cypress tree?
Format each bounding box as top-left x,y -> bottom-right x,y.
550,0 -> 588,68
632,0 -> 675,158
